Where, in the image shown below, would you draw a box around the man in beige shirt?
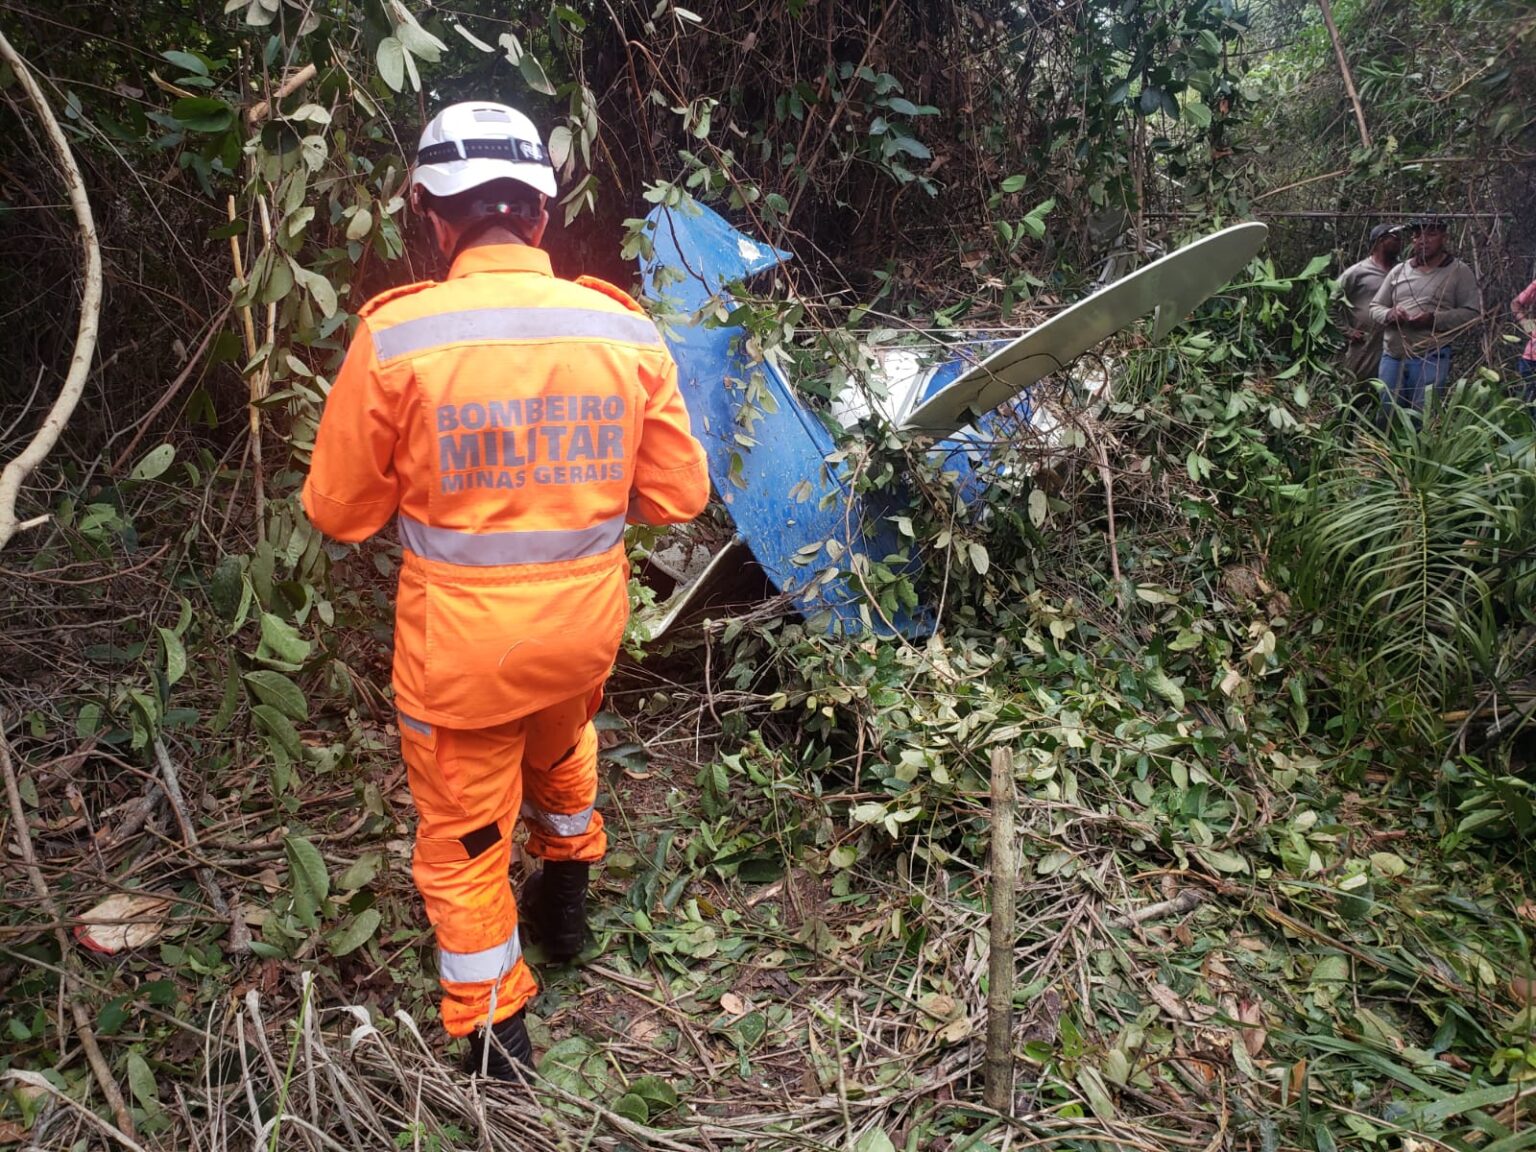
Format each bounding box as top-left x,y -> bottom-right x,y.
1368,217 -> 1482,412
1335,223 -> 1401,380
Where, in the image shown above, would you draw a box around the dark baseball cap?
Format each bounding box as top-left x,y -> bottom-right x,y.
1368,223 -> 1396,246
1414,215 -> 1449,232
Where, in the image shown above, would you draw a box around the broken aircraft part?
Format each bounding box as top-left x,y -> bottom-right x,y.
635,200 -> 1268,636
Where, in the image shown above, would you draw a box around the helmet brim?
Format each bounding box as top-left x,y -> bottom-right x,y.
412,156 -> 557,200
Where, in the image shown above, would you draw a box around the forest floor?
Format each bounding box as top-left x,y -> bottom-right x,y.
6,624 -> 1536,1152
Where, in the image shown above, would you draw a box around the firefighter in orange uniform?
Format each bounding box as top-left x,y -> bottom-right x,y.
301,101 -> 709,1078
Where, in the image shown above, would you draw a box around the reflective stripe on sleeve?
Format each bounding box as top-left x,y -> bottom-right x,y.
438,935 -> 523,984
398,712 -> 432,737
521,802 -> 595,838
373,307 -> 661,361
398,512 -> 624,566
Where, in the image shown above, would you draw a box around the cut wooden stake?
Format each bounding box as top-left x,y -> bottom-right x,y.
1317,0 -> 1372,151
983,746 -> 1017,1113
0,30 -> 103,552
227,195 -> 267,542
246,62 -> 318,125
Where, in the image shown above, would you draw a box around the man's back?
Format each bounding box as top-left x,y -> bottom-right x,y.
303,243 -> 709,728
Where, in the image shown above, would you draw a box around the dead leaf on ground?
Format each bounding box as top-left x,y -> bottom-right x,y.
1147,983 -> 1190,1022
628,1016 -> 662,1045
74,891 -> 171,954
0,1120 -> 28,1144
719,991 -> 747,1016
1237,998 -> 1267,1057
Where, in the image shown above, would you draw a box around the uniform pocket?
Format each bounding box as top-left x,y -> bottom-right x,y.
399,712 -> 470,821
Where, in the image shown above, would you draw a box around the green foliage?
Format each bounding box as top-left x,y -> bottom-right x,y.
1279,384 -> 1536,741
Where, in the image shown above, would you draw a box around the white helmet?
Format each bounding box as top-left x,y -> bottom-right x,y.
411,102 -> 556,200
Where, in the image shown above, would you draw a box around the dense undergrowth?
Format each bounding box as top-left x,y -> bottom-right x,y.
3,0 -> 1536,1149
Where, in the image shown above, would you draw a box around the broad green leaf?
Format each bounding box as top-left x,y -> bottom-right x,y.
243,670 -> 309,721
452,22 -> 495,52
325,908 -> 380,957
284,834 -> 330,930
161,50 -> 209,77
520,53 -> 556,96
126,1050 -> 161,1116
613,1093 -> 648,1124
252,704 -> 301,761
376,37 -> 405,92
1195,847 -> 1249,874
129,443 -> 175,481
291,264 -> 338,318
548,124 -> 573,169
157,627 -> 187,686
396,20 -> 447,63
346,207 -> 373,240
299,134 -> 327,172
171,96 -> 233,132
1146,665 -> 1185,710
1299,253 -> 1332,279
336,852 -> 383,891
629,1075 -> 678,1113
854,1131 -> 896,1152
259,254 -> 294,304
1368,852 -> 1409,878
258,612 -> 311,666
1028,487 -> 1047,528
967,541 -> 990,575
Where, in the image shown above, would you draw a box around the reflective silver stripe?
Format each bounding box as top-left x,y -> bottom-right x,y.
399,512 -> 624,566
522,802 -> 595,838
398,712 -> 432,737
439,935 -> 523,984
373,307 -> 660,361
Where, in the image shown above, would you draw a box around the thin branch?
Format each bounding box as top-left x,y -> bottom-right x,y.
0,29 -> 104,551
1316,0 -> 1372,151
1,726 -> 136,1136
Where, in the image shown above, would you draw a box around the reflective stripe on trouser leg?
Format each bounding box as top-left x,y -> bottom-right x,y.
521,689 -> 607,863
399,716 -> 540,1037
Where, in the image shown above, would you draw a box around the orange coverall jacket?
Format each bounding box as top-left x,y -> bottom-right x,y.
302,244 -> 709,728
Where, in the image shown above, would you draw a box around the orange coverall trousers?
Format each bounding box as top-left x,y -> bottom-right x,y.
398,687 -> 607,1037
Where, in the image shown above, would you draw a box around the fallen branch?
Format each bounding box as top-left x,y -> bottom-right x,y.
983,746 -> 1016,1112
1108,888 -> 1204,930
0,726 -> 136,1137
154,738 -> 251,953
0,30 -> 104,551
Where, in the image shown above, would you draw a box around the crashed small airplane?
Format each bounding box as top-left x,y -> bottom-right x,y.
634,199 -> 1267,637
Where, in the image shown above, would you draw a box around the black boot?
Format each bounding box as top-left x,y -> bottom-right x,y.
462,1009 -> 533,1081
521,861 -> 589,963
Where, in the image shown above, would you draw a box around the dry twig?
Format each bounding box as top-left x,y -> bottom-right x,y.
1,726 -> 135,1137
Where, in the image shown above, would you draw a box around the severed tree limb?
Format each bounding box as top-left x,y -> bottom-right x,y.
983,746 -> 1017,1113
0,726 -> 136,1137
246,62 -> 317,125
1317,0 -> 1372,151
0,30 -> 104,551
1108,888 -> 1204,930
